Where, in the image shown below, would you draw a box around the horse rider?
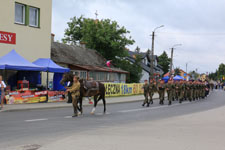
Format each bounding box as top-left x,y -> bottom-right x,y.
66,76 -> 80,117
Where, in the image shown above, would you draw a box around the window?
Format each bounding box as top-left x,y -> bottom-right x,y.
29,7 -> 39,27
15,3 -> 25,24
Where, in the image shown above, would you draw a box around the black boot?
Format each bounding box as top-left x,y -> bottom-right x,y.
168,101 -> 172,105
147,103 -> 150,107
150,100 -> 153,104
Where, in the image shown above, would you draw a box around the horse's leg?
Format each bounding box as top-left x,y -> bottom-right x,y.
90,95 -> 98,114
79,97 -> 83,114
102,93 -> 106,113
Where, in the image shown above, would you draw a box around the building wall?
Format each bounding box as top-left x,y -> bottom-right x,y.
0,0 -> 52,62
140,70 -> 149,83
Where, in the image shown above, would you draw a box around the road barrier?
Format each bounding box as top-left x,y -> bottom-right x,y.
104,83 -> 144,97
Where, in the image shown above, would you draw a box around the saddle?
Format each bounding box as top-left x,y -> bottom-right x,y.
84,81 -> 99,91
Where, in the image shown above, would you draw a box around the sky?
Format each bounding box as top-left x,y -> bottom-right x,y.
52,0 -> 225,74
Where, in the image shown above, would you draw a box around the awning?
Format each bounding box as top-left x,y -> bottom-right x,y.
0,50 -> 45,71
33,58 -> 70,73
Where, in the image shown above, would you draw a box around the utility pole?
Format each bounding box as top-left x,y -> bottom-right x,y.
169,44 -> 182,77
169,47 -> 174,77
150,25 -> 164,80
150,31 -> 155,79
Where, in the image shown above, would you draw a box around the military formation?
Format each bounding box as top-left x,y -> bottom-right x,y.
142,79 -> 210,107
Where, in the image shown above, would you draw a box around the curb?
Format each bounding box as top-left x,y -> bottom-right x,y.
0,98 -> 147,112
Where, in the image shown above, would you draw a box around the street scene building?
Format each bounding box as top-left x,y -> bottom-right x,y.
0,0 -> 52,61
0,0 -> 52,87
126,50 -> 163,82
51,41 -> 128,83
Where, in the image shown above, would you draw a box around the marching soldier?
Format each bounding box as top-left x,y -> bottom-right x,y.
142,79 -> 150,107
189,80 -> 194,101
149,79 -> 156,104
174,80 -> 180,100
157,80 -> 165,105
178,80 -> 185,103
166,79 -> 174,105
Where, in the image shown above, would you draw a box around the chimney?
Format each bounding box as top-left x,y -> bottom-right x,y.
80,41 -> 86,49
51,33 -> 55,43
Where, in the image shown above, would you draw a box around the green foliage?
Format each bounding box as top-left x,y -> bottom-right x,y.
62,16 -> 134,61
114,54 -> 142,83
135,46 -> 140,53
62,16 -> 140,82
158,51 -> 171,74
209,63 -> 225,81
189,70 -> 200,80
174,67 -> 181,76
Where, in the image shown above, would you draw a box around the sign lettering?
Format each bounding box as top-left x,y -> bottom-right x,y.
0,31 -> 16,44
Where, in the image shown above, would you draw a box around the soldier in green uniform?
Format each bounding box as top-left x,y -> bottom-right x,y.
149,79 -> 156,104
193,81 -> 197,100
196,81 -> 200,100
142,79 -> 150,107
201,82 -> 206,99
174,80 -> 180,100
166,79 -> 174,105
157,80 -> 165,105
189,80 -> 194,101
183,80 -> 188,101
178,80 -> 185,103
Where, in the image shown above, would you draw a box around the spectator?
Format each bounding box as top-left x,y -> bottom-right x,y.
0,75 -> 6,110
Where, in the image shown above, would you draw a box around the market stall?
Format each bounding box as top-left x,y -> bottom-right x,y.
0,50 -> 69,104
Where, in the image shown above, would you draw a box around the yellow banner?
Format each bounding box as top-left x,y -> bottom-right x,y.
104,83 -> 144,97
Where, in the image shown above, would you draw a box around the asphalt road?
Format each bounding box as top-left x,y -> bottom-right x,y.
0,90 -> 225,150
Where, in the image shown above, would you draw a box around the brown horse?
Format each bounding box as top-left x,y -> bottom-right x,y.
60,72 -> 106,114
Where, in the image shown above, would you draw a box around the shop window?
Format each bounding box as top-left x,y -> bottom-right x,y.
29,7 -> 39,27
15,3 -> 26,24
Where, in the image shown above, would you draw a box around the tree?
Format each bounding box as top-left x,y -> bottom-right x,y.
114,54 -> 142,83
189,70 -> 199,80
209,63 -> 225,81
62,16 -> 143,82
174,67 -> 181,76
157,51 -> 171,75
62,16 -> 134,61
135,46 -> 140,53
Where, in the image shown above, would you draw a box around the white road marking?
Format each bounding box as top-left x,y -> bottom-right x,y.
64,116 -> 72,118
118,101 -> 189,113
25,118 -> 48,122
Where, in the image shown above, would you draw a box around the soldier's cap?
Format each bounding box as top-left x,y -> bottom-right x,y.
144,79 -> 148,81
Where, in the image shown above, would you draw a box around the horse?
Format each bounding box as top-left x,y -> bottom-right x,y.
60,72 -> 106,114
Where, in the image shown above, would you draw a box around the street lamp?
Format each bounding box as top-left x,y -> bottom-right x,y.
150,25 -> 164,80
169,44 -> 182,77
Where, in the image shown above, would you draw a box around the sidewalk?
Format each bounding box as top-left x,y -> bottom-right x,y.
0,93 -> 160,112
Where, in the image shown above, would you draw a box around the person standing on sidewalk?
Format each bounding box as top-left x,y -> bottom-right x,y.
0,75 -> 6,110
66,76 -> 80,117
142,79 -> 150,107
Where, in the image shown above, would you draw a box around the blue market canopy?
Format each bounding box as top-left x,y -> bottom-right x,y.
33,58 -> 70,73
162,76 -> 169,80
0,50 -> 45,71
173,75 -> 184,80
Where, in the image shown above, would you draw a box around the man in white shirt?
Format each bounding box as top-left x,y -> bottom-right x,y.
0,75 -> 6,110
